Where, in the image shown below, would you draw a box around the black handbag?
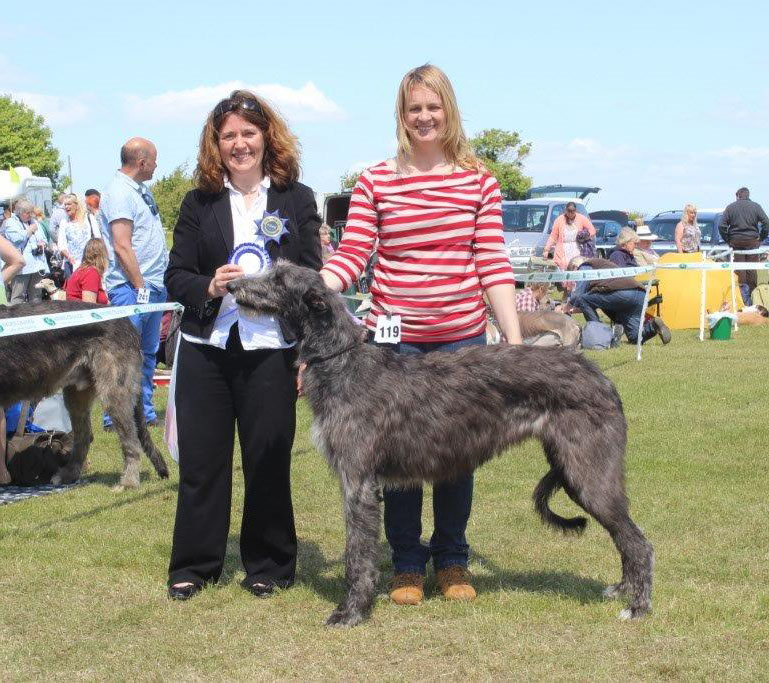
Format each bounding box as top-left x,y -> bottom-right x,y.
5,401 -> 73,486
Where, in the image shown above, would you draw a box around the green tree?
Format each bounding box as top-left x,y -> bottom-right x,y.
627,210 -> 646,224
469,128 -> 532,200
340,170 -> 361,191
0,96 -> 62,183
150,164 -> 195,236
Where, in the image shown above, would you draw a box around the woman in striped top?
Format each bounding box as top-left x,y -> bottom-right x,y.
321,64 -> 521,607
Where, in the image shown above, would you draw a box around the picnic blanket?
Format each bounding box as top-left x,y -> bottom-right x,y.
0,480 -> 87,505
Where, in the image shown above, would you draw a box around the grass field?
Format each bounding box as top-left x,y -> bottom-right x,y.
2,326 -> 768,681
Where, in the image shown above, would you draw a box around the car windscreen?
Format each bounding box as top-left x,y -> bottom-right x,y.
594,220 -> 622,241
647,219 -> 716,242
502,204 -> 548,232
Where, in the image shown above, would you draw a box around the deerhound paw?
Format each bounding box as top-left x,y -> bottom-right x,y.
603,582 -> 627,599
325,605 -> 365,627
619,604 -> 650,621
112,475 -> 139,492
51,466 -> 81,486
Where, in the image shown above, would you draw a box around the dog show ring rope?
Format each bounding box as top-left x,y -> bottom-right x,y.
0,302 -> 183,338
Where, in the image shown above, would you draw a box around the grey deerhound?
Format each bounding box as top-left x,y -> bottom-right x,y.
228,263 -> 654,627
0,301 -> 169,489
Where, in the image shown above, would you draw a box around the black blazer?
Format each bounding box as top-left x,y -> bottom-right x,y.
165,181 -> 322,340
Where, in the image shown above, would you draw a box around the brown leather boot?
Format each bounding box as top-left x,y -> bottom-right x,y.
436,565 -> 476,601
389,572 -> 424,605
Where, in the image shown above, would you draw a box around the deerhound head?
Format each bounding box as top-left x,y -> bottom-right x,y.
227,261 -> 362,353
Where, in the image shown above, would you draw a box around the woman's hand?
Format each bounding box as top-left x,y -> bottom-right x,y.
297,362 -> 307,396
208,263 -> 245,298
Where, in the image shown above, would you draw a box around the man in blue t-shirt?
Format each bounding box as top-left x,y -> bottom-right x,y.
100,137 -> 169,428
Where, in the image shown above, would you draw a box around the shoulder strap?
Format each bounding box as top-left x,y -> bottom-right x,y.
15,401 -> 31,436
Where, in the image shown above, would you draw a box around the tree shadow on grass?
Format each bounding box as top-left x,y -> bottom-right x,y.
14,476 -> 176,532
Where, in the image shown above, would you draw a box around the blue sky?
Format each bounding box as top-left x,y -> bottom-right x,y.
3,0 -> 767,216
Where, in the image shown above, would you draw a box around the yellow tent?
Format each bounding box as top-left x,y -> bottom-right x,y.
646,252 -> 744,330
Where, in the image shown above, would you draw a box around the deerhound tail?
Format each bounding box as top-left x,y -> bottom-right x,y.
533,468 -> 587,534
134,396 -> 170,479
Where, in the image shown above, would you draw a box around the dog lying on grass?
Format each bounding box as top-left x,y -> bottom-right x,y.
0,301 -> 169,490
228,262 -> 654,627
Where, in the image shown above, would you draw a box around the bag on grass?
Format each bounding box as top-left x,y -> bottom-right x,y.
581,321 -> 614,350
6,401 -> 73,486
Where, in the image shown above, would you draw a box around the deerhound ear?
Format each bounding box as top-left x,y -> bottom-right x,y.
303,286 -> 329,313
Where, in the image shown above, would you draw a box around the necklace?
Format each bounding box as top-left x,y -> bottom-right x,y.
231,179 -> 262,196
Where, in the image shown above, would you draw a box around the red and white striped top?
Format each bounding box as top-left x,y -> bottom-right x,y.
321,161 -> 515,342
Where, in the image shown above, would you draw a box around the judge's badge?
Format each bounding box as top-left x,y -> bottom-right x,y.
229,242 -> 271,276
256,210 -> 289,245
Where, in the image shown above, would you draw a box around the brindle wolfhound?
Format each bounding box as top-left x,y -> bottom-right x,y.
0,301 -> 169,489
228,263 -> 654,627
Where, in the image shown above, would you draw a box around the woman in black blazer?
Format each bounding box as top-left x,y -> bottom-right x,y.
165,90 -> 322,600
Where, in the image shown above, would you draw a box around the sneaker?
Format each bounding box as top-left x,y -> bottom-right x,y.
389,572 -> 424,605
103,423 -> 115,433
610,324 -> 625,347
436,565 -> 476,601
652,316 -> 671,345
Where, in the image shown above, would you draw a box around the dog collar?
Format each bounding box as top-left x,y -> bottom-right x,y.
302,341 -> 361,366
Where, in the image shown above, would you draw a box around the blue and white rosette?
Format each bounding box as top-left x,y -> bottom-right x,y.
256,210 -> 289,245
229,241 -> 271,275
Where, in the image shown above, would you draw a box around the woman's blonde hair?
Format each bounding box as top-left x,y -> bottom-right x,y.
79,238 -> 109,275
64,193 -> 86,223
617,226 -> 639,246
683,203 -> 697,225
195,89 -> 300,193
395,64 -> 479,172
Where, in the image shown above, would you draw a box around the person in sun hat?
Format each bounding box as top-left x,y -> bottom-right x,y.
633,224 -> 660,267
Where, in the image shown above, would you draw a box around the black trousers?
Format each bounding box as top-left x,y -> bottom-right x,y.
729,236 -> 761,294
168,330 -> 298,587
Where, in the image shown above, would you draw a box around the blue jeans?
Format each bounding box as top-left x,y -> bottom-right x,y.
104,282 -> 167,425
573,288 -> 652,344
379,332 -> 485,575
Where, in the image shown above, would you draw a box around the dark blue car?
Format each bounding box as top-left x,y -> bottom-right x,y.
645,209 -> 726,256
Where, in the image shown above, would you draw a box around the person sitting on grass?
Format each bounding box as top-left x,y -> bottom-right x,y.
565,256 -> 671,345
515,282 -> 551,312
65,238 -> 109,304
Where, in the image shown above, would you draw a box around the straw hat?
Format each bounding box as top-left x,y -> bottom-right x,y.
635,224 -> 659,241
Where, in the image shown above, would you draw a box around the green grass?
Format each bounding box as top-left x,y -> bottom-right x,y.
2,327 -> 769,681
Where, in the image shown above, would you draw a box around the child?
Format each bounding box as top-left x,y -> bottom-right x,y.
65,238 -> 109,304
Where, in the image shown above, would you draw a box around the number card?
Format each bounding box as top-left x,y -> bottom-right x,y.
374,314 -> 402,344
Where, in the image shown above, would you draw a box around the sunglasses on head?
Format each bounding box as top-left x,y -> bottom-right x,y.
213,97 -> 264,121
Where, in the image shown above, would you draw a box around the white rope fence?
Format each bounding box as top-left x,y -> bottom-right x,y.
517,249 -> 769,360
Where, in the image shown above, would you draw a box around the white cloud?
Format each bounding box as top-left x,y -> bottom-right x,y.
124,80 -> 345,123
6,92 -> 91,125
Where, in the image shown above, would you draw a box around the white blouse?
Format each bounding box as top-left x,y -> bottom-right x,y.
182,176 -> 292,351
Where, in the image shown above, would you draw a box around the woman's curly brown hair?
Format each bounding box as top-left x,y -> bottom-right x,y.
195,89 -> 301,193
